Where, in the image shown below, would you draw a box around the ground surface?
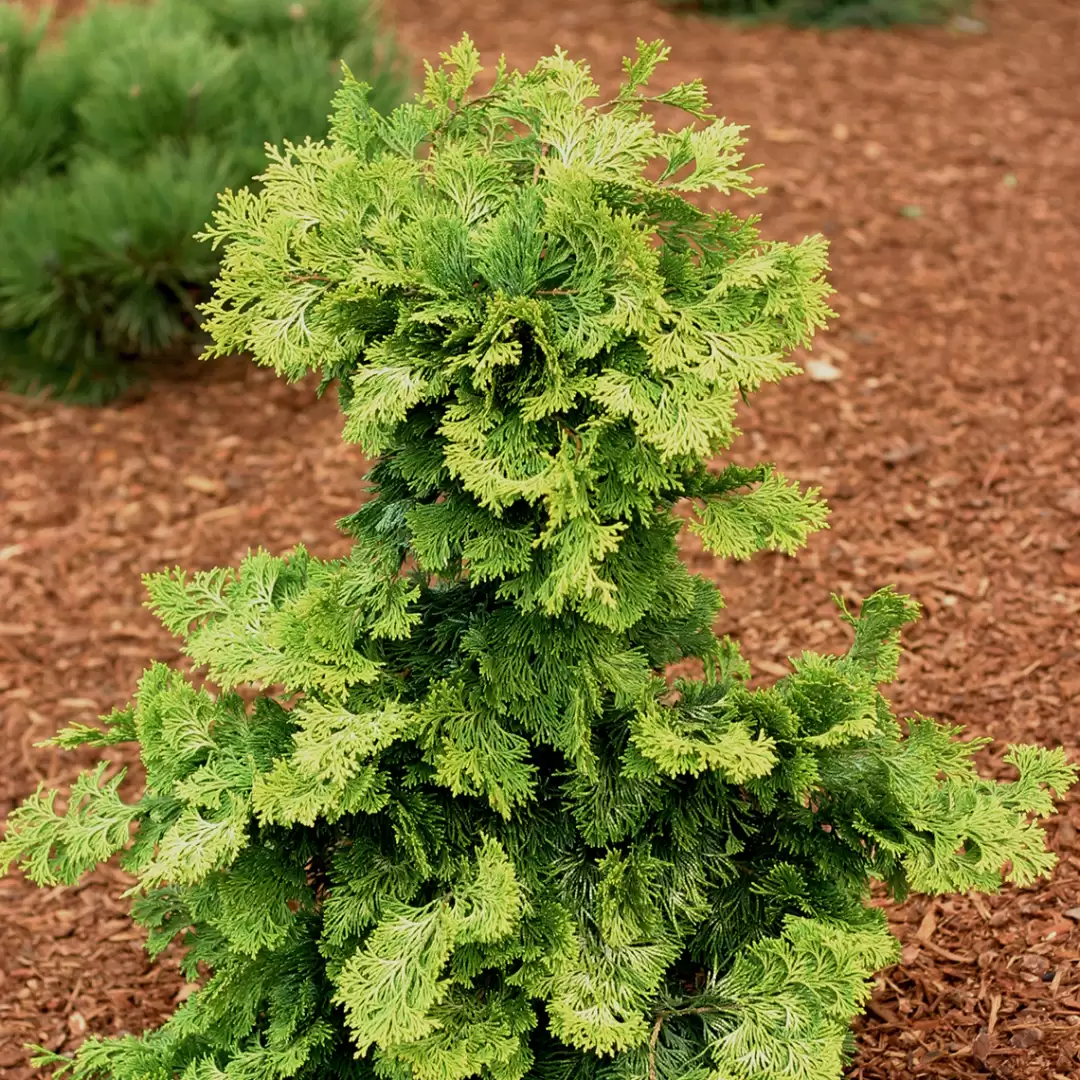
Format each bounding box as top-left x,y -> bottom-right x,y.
2,0 -> 1080,1076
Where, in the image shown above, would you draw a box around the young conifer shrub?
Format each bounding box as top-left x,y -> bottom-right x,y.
0,0 -> 403,404
1,37 -> 1073,1080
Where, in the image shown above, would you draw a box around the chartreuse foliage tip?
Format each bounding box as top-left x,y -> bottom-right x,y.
1,36 -> 1073,1080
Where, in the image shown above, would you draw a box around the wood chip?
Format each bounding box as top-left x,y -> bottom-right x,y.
182,475 -> 226,496
916,908 -> 938,943
805,359 -> 843,382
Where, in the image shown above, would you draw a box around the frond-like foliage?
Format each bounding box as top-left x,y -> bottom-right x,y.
2,38 -> 1071,1080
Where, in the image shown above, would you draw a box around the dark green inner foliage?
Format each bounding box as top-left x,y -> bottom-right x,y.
1,38 -> 1071,1080
0,0 -> 404,403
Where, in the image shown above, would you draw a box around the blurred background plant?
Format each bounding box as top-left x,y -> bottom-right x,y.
678,0 -> 970,28
0,0 -> 405,404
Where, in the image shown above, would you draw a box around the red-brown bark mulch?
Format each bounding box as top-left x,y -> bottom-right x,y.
2,0 -> 1080,1077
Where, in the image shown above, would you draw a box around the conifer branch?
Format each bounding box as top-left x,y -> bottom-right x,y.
532,142 -> 548,185
0,0 -> 407,403
161,275 -> 204,328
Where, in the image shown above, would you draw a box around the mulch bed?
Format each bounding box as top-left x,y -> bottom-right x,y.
2,0 -> 1080,1076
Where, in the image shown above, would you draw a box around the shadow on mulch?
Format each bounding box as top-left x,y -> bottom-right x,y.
3,0 -> 1080,1077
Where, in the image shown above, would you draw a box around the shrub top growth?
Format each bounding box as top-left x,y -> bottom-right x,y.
1,37 -> 1072,1080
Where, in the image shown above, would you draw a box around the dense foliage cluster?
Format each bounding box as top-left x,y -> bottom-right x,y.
680,0 -> 965,28
1,37 -> 1071,1080
0,0 -> 403,403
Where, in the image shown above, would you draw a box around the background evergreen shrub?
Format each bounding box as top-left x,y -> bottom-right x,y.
0,0 -> 404,404
678,0 -> 966,28
1,37 -> 1072,1080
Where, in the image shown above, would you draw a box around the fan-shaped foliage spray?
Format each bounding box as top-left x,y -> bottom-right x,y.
2,38 -> 1071,1080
